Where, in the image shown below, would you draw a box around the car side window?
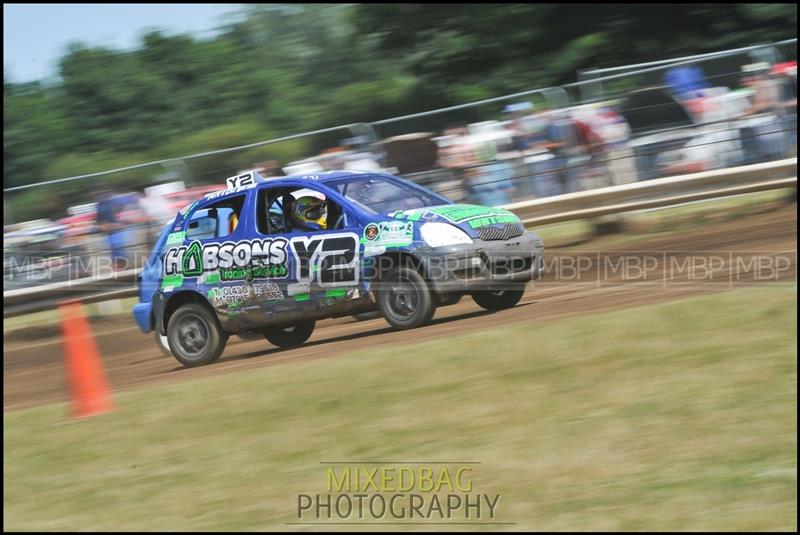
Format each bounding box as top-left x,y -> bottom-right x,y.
257,186 -> 347,235
185,195 -> 245,240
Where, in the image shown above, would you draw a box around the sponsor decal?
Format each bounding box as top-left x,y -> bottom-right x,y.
251,282 -> 284,300
162,233 -> 360,289
324,288 -> 347,298
286,282 -> 311,297
426,205 -> 517,224
164,238 -> 289,278
220,265 -> 288,281
225,172 -> 256,189
202,271 -> 221,284
182,241 -> 203,276
390,205 -> 518,226
165,231 -> 186,245
208,283 -> 284,307
362,221 -> 413,247
364,223 -> 380,241
204,183 -> 256,201
161,274 -> 184,291
467,214 -> 519,228
289,232 -> 360,287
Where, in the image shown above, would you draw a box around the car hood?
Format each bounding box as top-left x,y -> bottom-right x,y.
387,204 -> 522,238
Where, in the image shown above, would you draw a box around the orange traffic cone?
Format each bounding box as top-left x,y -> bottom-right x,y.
59,300 -> 115,418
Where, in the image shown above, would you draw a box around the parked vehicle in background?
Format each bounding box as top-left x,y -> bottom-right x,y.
621,65 -> 794,181
163,185 -> 226,217
3,219 -> 84,289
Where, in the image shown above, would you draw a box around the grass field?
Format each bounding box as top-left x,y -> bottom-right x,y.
3,297 -> 139,335
4,289 -> 796,531
534,188 -> 794,247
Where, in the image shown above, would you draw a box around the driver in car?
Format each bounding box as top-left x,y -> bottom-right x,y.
287,189 -> 329,232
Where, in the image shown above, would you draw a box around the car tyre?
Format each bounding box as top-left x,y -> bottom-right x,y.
167,303 -> 228,367
471,284 -> 526,311
378,265 -> 436,330
263,320 -> 316,348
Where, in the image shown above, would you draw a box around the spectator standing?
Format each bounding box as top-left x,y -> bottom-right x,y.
771,62 -> 797,156
542,109 -> 582,194
573,111 -> 610,189
664,63 -> 711,102
739,62 -> 785,164
503,103 -> 565,198
94,190 -> 137,271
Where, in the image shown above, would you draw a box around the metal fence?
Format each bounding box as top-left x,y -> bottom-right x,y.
3,38 -> 797,291
4,157 -> 795,318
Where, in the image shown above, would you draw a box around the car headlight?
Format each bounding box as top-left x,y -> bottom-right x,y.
420,222 -> 473,247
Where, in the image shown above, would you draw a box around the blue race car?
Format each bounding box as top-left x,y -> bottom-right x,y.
133,170 -> 544,367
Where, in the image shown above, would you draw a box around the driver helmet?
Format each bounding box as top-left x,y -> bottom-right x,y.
290,189 -> 328,231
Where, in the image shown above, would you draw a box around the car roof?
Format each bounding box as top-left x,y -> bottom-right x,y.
199,170 -> 395,203
281,170 -> 389,183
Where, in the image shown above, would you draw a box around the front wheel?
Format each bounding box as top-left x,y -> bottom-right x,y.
378,265 -> 436,330
167,303 -> 228,367
263,320 -> 316,348
471,285 -> 526,311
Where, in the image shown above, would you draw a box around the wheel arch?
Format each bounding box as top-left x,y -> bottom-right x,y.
371,250 -> 427,283
161,290 -> 217,333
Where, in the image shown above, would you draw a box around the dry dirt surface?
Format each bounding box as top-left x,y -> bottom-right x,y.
4,202 -> 797,411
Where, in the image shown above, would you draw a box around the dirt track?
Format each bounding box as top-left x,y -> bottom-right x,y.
4,202 -> 797,411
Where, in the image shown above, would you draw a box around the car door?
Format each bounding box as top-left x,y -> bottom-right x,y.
165,193 -> 264,328
252,182 -> 364,324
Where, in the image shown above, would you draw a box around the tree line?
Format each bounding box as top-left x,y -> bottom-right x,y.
4,3 -> 796,218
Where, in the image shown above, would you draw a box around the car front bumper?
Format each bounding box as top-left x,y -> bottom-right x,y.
417,231 -> 545,292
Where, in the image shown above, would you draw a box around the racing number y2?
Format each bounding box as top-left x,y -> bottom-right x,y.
290,233 -> 359,286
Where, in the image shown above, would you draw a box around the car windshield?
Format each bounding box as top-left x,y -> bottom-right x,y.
326,174 -> 448,215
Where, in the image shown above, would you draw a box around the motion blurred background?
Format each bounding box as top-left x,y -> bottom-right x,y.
3,4 -> 797,531
3,3 -> 797,287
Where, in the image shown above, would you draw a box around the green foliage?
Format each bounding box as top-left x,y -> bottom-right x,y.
4,3 -> 797,218
4,82 -> 71,186
161,121 -> 310,184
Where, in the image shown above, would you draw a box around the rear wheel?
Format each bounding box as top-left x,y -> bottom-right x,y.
167,303 -> 228,367
378,265 -> 436,329
263,320 -> 316,348
471,284 -> 526,311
